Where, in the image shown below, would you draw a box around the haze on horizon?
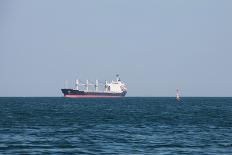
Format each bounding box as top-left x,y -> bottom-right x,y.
1,0 -> 232,97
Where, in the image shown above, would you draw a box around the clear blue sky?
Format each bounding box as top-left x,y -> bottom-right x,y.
1,0 -> 232,97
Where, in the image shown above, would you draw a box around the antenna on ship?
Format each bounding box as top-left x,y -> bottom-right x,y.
116,74 -> 120,81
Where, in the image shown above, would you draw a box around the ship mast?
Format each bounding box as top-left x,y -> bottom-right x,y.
95,80 -> 99,92
86,80 -> 89,92
116,74 -> 119,81
75,79 -> 79,90
105,80 -> 108,92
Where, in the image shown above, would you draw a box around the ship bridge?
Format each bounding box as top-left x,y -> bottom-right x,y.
105,75 -> 127,93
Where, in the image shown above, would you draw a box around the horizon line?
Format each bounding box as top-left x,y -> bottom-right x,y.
0,96 -> 232,98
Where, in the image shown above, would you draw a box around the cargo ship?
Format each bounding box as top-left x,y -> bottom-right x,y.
61,75 -> 127,98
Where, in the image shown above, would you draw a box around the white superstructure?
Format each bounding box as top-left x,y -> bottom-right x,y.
105,75 -> 127,93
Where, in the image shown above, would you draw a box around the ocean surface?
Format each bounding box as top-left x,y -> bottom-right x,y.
0,97 -> 231,154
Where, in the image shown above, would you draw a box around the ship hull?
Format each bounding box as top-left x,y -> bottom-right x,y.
61,89 -> 127,98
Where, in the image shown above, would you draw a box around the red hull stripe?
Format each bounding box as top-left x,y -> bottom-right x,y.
64,95 -> 122,98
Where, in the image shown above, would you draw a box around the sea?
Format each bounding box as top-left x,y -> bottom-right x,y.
0,97 -> 231,154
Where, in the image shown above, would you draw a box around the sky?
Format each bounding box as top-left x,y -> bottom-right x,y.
1,0 -> 232,97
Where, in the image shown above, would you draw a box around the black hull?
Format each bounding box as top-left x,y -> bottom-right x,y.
61,89 -> 127,98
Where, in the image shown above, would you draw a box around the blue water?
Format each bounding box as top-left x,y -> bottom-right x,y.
0,97 -> 231,154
